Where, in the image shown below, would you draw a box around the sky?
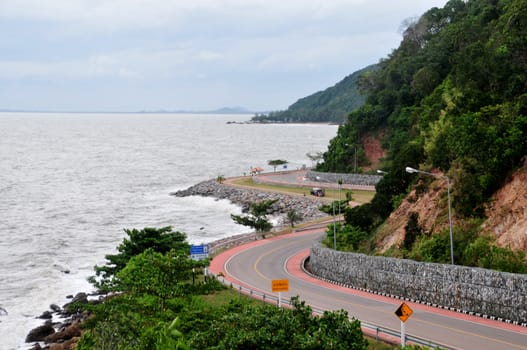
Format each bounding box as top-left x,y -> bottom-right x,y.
0,0 -> 449,112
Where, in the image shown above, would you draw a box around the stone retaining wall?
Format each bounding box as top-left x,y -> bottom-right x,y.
309,243 -> 527,324
306,170 -> 381,187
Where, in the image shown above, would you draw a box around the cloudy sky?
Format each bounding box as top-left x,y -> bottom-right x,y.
0,0 -> 448,112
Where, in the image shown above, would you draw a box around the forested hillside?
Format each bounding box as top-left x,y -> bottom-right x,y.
318,0 -> 527,268
251,65 -> 374,124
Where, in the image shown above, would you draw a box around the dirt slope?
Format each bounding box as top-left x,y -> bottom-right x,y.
374,160 -> 527,253
482,158 -> 527,250
361,132 -> 386,170
375,176 -> 451,252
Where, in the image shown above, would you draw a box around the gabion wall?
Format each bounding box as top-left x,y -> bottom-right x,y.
306,170 -> 382,186
309,243 -> 527,325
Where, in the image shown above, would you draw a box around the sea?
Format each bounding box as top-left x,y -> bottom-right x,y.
0,112 -> 337,349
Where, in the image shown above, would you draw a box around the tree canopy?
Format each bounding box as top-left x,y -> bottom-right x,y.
268,159 -> 288,172
89,226 -> 189,292
231,199 -> 277,237
320,0 -> 527,219
317,0 -> 527,269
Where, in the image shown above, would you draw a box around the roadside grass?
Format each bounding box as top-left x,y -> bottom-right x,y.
199,286 -> 261,307
366,338 -> 400,349
229,176 -> 375,204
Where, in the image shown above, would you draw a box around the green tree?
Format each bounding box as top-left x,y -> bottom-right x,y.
403,212 -> 423,251
116,249 -> 194,310
286,209 -> 303,228
306,151 -> 324,167
231,199 -> 277,238
268,159 -> 288,172
325,224 -> 368,252
89,226 -> 189,292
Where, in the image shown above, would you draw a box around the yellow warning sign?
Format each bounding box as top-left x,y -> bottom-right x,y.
272,279 -> 289,292
395,302 -> 413,323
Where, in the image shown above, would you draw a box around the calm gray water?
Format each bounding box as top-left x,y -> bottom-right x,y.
0,112 -> 337,349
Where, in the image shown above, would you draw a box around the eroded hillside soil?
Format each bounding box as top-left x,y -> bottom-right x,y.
373,159 -> 527,253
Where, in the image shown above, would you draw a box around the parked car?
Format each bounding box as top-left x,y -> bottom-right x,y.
310,187 -> 325,197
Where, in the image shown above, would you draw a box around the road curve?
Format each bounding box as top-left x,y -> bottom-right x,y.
209,228 -> 527,350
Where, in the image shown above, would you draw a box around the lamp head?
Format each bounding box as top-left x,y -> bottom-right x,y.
405,166 -> 418,174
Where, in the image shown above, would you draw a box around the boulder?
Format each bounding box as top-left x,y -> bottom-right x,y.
45,321 -> 81,343
49,337 -> 79,350
26,321 -> 55,342
38,311 -> 53,319
63,292 -> 88,314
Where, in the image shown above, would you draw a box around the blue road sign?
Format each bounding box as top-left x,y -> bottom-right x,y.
190,244 -> 209,260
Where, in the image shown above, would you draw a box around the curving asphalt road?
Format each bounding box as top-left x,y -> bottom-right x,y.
209,228 -> 527,350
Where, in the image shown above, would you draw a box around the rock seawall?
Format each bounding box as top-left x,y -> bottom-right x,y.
172,180 -> 328,225
309,243 -> 527,325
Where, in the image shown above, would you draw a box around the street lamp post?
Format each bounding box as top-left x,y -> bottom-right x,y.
405,166 -> 454,264
333,198 -> 337,250
333,172 -> 337,250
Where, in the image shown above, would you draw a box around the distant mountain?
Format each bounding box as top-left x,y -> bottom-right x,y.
211,106 -> 252,114
251,64 -> 376,124
136,107 -> 252,114
0,107 -> 253,114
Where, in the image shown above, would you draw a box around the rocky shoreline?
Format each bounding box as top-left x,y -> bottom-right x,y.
172,179 -> 329,225
26,293 -> 95,350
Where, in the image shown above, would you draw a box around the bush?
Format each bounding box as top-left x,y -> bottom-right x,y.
190,297 -> 368,350
410,230 -> 451,263
325,224 -> 369,252
463,235 -> 527,273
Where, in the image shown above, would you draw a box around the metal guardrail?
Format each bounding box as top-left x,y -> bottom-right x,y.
211,273 -> 455,350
